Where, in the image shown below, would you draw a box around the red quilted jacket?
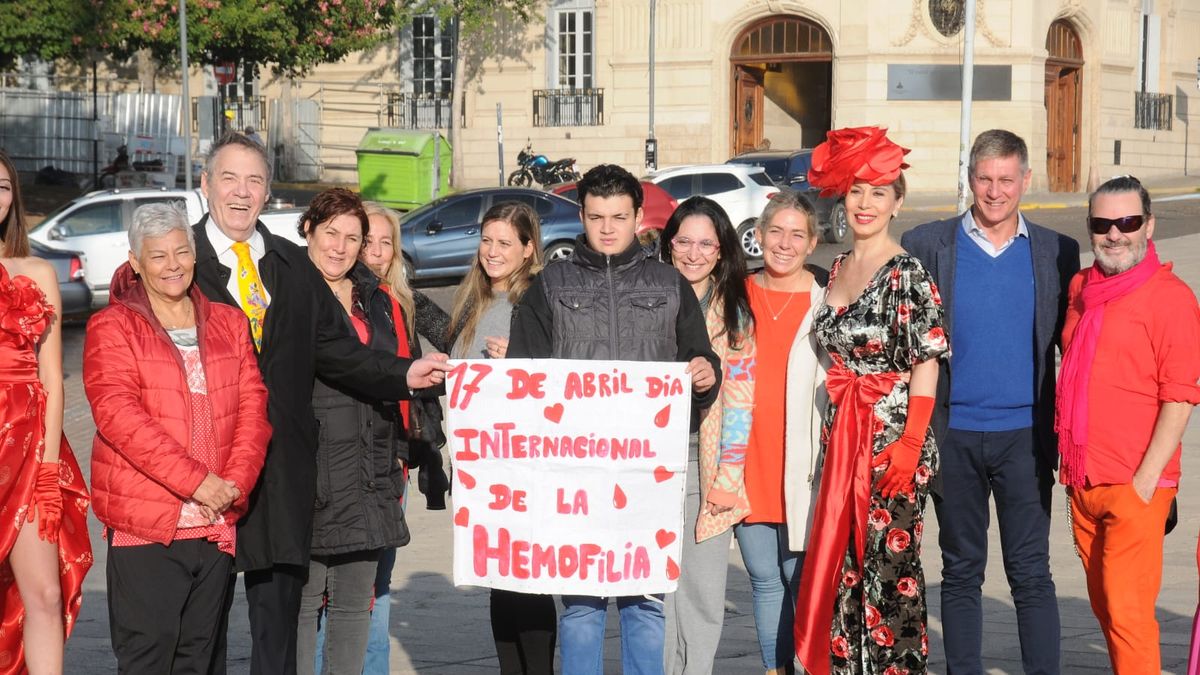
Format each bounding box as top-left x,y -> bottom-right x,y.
84,263 -> 271,545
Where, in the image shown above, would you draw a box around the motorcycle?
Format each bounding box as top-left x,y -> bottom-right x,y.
507,142 -> 581,187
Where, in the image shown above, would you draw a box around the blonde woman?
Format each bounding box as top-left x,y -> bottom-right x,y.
447,201 -> 550,673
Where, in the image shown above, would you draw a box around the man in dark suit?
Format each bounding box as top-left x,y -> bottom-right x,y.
901,130 -> 1078,675
192,132 -> 450,674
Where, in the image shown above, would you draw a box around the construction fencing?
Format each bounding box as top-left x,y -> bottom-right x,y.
0,74 -> 450,183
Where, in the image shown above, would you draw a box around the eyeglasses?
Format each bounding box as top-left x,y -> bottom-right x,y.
1087,214 -> 1145,235
670,236 -> 719,255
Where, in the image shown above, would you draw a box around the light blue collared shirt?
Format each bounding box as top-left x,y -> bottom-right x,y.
961,209 -> 1029,258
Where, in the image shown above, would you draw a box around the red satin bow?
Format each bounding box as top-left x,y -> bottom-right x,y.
795,361 -> 900,675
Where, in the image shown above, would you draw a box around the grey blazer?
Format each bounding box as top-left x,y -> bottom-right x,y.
900,214 -> 1080,470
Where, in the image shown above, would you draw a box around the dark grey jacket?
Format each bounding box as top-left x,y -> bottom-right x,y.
509,235 -> 720,412
900,215 -> 1080,470
310,262 -> 412,555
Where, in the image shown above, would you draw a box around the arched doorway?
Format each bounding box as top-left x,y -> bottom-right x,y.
730,16 -> 833,156
1045,20 -> 1083,192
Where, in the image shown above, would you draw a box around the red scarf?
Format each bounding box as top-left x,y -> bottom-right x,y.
1056,240 -> 1160,487
384,285 -> 413,429
794,359 -> 901,675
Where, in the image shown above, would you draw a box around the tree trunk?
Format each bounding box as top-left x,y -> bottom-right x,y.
449,18 -> 466,189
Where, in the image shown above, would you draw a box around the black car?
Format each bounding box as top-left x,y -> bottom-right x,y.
727,149 -> 847,243
399,187 -> 584,281
30,240 -> 92,317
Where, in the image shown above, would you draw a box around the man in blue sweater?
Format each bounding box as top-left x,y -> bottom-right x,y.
901,130 -> 1079,675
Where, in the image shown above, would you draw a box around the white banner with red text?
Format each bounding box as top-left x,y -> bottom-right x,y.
446,358 -> 690,596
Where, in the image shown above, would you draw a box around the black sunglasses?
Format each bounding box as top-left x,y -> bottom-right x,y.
1087,214 -> 1144,235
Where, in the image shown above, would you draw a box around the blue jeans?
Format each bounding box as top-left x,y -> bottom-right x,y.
935,427 -> 1060,675
734,522 -> 802,669
559,594 -> 665,674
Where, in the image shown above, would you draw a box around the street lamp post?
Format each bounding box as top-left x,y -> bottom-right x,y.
646,0 -> 657,171
956,0 -> 977,213
180,0 -> 193,190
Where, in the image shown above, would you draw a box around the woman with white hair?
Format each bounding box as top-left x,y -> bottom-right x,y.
84,201 -> 271,673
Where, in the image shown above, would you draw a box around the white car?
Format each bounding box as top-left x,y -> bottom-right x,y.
29,187 -> 303,307
644,164 -> 778,260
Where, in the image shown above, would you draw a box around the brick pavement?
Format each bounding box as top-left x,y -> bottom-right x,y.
61,230 -> 1200,674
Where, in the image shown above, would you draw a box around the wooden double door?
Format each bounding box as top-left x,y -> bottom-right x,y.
1045,63 -> 1082,192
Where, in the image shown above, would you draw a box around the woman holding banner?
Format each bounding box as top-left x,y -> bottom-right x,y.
447,201 -> 552,673
294,189 -> 416,675
657,196 -> 757,673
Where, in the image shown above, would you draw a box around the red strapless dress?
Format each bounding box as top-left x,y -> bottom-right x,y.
0,263 -> 92,673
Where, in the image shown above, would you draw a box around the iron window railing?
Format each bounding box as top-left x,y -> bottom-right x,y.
386,92 -> 454,129
533,88 -> 604,127
1134,91 -> 1173,131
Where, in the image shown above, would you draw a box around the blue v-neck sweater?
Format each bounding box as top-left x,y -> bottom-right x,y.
948,226 -> 1036,431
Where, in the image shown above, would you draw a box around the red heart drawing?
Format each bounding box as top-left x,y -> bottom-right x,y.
453,507 -> 469,527
543,403 -> 564,423
666,556 -> 680,581
613,484 -> 627,509
654,404 -> 671,428
655,529 -> 676,549
457,470 -> 476,490
653,466 -> 673,483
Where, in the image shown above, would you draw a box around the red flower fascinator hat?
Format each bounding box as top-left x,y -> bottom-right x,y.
807,126 -> 911,198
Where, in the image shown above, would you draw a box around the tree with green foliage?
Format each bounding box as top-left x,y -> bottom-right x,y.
94,0 -> 398,78
0,0 -> 96,70
402,0 -> 539,187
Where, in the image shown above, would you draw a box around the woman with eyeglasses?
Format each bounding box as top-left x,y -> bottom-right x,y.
657,197 -> 755,673
737,190 -> 830,675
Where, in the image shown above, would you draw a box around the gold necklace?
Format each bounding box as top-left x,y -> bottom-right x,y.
759,273 -> 798,320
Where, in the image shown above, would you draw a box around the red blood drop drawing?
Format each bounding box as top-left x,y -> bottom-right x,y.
613,484 -> 628,509
653,466 -> 673,483
654,404 -> 671,428
656,529 -> 676,549
667,557 -> 680,580
457,470 -> 476,489
543,403 -> 564,423
453,507 -> 469,527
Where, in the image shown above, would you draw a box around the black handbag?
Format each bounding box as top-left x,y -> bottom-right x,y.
409,396 -> 449,510
1166,497 -> 1178,535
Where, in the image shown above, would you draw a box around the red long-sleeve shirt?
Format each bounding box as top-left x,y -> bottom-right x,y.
1061,263 -> 1200,486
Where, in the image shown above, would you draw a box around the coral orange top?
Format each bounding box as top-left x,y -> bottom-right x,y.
744,277 -> 811,524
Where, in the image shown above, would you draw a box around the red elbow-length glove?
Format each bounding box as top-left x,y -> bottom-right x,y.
31,461 -> 63,542
872,395 -> 935,499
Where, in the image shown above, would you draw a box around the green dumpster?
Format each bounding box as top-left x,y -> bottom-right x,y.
356,128 -> 451,210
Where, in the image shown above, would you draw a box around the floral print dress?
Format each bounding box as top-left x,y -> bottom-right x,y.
805,253 -> 949,675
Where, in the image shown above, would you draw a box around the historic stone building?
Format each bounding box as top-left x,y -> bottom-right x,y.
240,0 -> 1199,193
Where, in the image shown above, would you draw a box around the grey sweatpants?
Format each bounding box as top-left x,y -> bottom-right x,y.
663,435 -> 735,675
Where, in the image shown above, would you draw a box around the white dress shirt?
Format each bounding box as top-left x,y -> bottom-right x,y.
961,209 -> 1029,258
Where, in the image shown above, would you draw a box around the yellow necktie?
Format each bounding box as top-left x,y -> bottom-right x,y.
231,241 -> 268,351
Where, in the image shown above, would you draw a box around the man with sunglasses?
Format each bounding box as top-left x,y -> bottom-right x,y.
1058,176 -> 1200,674
901,129 -> 1078,675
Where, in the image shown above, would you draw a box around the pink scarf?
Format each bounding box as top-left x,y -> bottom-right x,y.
1056,240 -> 1160,487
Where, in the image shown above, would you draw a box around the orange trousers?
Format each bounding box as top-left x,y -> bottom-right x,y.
1070,483 -> 1177,675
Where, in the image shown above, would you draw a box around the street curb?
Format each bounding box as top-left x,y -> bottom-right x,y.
915,185 -> 1200,213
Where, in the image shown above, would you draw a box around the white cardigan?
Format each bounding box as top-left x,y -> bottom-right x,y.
783,279 -> 831,552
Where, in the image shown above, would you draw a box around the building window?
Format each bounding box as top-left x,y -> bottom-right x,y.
412,16 -> 453,97
1134,92 -> 1173,130
928,0 -> 965,38
533,88 -> 604,127
548,0 -> 595,89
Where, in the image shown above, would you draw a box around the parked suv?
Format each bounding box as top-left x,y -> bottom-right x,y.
29,187 -> 303,307
727,149 -> 848,245
644,164 -> 778,261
